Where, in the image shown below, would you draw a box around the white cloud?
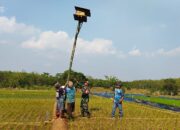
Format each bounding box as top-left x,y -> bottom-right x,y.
141,47 -> 180,58
0,16 -> 40,35
0,6 -> 5,13
2,16 -> 179,59
22,31 -> 70,50
128,48 -> 142,56
157,47 -> 180,56
0,16 -> 40,45
0,16 -> 116,57
144,52 -> 155,57
22,30 -> 116,55
77,38 -> 116,55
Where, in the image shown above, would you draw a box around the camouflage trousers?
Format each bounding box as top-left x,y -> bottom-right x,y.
80,98 -> 90,117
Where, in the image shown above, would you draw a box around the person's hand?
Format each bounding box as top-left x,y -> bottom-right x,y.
119,99 -> 123,104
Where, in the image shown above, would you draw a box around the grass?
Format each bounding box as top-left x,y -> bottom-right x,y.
0,89 -> 180,130
0,89 -> 54,130
126,95 -> 180,107
69,93 -> 180,130
91,87 -> 180,107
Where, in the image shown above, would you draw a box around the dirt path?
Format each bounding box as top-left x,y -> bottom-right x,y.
51,102 -> 68,130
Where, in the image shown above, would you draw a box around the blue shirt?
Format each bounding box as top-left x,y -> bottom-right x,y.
66,87 -> 75,103
114,88 -> 124,103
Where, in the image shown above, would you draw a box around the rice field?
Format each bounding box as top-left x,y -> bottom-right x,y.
0,89 -> 54,130
0,89 -> 180,130
69,93 -> 180,130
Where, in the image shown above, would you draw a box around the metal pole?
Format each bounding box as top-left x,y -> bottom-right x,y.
67,21 -> 82,84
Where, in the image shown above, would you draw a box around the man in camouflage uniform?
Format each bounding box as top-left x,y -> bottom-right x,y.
54,82 -> 61,118
80,81 -> 90,117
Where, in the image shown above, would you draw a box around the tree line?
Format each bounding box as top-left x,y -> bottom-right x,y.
0,70 -> 179,95
124,79 -> 180,95
0,70 -> 87,89
0,71 -> 56,89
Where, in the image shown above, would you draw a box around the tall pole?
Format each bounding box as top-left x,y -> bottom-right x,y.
67,21 -> 82,84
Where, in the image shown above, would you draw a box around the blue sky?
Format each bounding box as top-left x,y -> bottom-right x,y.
0,0 -> 180,81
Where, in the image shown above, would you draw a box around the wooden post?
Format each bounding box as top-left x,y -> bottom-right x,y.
67,21 -> 82,83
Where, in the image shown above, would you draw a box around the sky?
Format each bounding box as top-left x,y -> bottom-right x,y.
0,0 -> 180,81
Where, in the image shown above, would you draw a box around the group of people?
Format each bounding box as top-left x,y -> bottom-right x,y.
54,80 -> 90,120
54,80 -> 124,120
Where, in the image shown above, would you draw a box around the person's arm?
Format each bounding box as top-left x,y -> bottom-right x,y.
81,87 -> 86,94
56,89 -> 59,100
119,90 -> 124,103
77,82 -> 84,88
64,88 -> 67,101
112,91 -> 115,102
119,96 -> 124,103
88,87 -> 92,95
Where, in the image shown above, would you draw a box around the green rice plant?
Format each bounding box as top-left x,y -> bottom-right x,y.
126,95 -> 180,107
0,89 -> 179,130
68,93 -> 180,130
0,90 -> 54,130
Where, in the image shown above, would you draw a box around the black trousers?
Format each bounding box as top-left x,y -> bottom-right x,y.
67,102 -> 75,118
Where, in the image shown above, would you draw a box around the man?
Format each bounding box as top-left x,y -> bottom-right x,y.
54,82 -> 60,118
66,81 -> 76,120
111,82 -> 124,118
80,82 -> 90,117
58,85 -> 66,118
